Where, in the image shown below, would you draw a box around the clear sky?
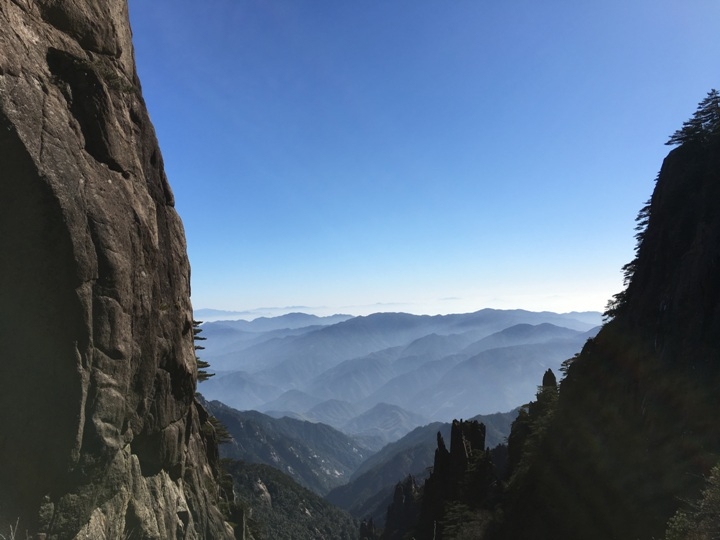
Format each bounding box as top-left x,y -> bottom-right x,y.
127,0 -> 720,318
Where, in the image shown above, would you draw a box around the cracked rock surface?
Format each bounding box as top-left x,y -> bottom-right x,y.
0,1 -> 233,538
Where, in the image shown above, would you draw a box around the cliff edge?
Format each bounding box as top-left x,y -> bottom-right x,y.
0,1 -> 233,538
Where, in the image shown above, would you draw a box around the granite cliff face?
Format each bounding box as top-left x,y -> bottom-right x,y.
0,1 -> 233,538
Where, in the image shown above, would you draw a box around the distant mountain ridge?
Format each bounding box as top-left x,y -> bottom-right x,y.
199,309 -> 599,443
206,312 -> 353,332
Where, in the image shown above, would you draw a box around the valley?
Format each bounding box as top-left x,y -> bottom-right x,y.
195,309 -> 601,536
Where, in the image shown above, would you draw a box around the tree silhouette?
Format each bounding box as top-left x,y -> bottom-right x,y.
193,320 -> 215,382
667,89 -> 720,146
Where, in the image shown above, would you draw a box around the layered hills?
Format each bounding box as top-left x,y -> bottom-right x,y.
199,310 -> 600,445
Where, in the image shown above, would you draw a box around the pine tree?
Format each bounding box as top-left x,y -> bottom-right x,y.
193,320 -> 215,382
667,89 -> 720,146
208,416 -> 232,444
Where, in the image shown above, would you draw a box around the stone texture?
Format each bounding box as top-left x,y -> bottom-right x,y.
0,1 -> 233,537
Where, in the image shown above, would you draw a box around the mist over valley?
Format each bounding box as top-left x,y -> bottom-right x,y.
197,309 -> 600,445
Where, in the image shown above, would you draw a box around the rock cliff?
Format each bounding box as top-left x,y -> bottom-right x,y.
0,1 -> 233,538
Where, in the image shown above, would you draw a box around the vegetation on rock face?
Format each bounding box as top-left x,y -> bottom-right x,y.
665,464 -> 720,540
206,401 -> 373,496
221,460 -> 359,540
194,322 -> 233,446
327,410 -> 516,529
494,89 -> 720,540
607,89 -> 720,320
412,419 -> 500,539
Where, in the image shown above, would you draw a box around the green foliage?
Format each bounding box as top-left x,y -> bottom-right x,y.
559,352 -> 579,378
441,504 -> 491,540
209,416 -> 232,444
193,321 -> 232,449
221,459 -> 360,540
664,463 -> 720,540
209,403 -> 372,496
667,89 -> 720,146
503,373 -> 559,507
604,195 -> 653,320
409,420 -> 501,539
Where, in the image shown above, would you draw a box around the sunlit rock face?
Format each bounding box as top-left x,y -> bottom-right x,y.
0,1 -> 232,537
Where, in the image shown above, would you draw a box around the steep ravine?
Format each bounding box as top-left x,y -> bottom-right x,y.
0,1 -> 233,538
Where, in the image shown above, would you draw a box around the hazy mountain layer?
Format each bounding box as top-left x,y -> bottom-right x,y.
200,311 -> 599,444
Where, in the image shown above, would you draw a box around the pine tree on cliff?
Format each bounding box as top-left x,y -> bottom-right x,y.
193,320 -> 215,382
606,89 -> 720,320
193,320 -> 231,443
666,89 -> 720,146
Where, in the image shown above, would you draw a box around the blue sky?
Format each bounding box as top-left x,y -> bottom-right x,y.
128,0 -> 720,317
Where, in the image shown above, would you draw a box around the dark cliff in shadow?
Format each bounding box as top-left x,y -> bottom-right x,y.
498,93 -> 720,540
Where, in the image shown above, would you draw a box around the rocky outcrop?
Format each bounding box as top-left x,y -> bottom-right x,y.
411,420 -> 495,539
0,1 -> 233,538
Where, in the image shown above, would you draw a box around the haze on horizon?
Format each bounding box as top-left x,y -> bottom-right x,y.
127,1 -> 720,317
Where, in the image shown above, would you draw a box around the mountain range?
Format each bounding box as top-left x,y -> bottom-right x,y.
198,309 -> 600,444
